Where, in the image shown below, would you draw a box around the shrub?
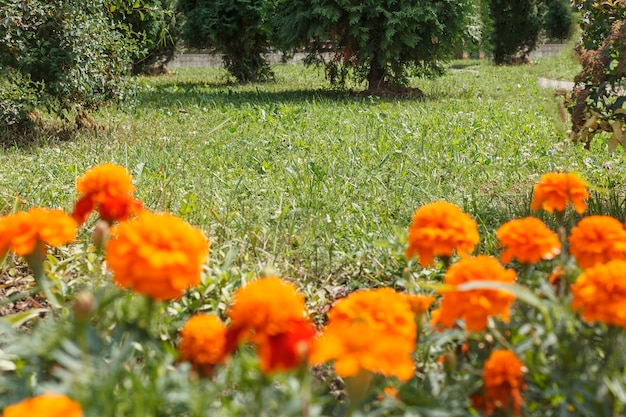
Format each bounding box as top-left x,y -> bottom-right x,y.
178,0 -> 274,83
112,0 -> 184,75
542,0 -> 574,41
0,70 -> 42,130
0,0 -> 139,129
272,0 -> 473,92
489,0 -> 542,64
566,1 -> 626,151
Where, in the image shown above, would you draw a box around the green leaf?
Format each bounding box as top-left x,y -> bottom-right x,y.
0,308 -> 48,327
454,281 -> 547,314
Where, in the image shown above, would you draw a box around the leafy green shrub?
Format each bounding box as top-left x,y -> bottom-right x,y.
272,0 -> 472,91
542,0 -> 574,41
0,0 -> 138,129
112,0 -> 184,75
0,70 -> 42,130
178,0 -> 273,83
489,0 -> 541,64
567,1 -> 626,151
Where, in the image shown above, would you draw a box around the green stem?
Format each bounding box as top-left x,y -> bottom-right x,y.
24,243 -> 61,308
297,364 -> 312,417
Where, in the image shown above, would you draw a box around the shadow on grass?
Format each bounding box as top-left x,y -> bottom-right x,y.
0,121 -> 82,151
133,79 -> 463,111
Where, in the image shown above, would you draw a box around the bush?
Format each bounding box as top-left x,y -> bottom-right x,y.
0,0 -> 139,129
566,1 -> 626,151
272,0 -> 473,92
178,0 -> 273,83
542,0 -> 574,41
489,0 -> 542,64
112,0 -> 184,75
0,70 -> 42,130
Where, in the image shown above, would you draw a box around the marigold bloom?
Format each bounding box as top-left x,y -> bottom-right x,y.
496,217 -> 561,264
406,294 -> 434,316
530,172 -> 588,214
406,201 -> 479,267
72,163 -> 142,224
0,208 -> 77,257
179,314 -> 227,373
261,319 -> 317,373
106,211 -> 209,300
226,276 -> 315,373
310,288 -> 416,381
571,260 -> 626,327
430,256 -> 517,332
568,216 -> 626,269
2,393 -> 83,417
482,350 -> 525,415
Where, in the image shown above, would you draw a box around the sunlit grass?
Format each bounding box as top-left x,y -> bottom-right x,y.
1,51 -> 624,292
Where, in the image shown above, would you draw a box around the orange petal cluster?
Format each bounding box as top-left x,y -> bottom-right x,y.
310,288 -> 416,381
571,260 -> 626,327
106,211 -> 209,300
406,294 -> 434,316
0,208 -> 77,257
568,215 -> 626,269
406,201 -> 479,266
530,172 -> 588,214
482,350 -> 525,416
226,276 -> 315,373
496,217 -> 561,264
179,313 -> 228,373
72,163 -> 142,224
2,393 -> 83,417
431,256 -> 517,332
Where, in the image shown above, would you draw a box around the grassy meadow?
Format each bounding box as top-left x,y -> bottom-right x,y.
2,49 -> 626,305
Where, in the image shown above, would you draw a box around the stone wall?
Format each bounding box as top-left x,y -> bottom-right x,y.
166,44 -> 568,69
166,52 -> 309,69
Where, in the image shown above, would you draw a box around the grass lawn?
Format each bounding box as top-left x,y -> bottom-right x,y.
2,49 -> 626,304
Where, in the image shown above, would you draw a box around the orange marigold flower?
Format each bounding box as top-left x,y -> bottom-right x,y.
72,163 -> 142,224
406,294 -> 434,316
226,276 -> 315,373
106,211 -> 209,300
530,172 -> 588,214
571,260 -> 626,327
496,217 -> 561,265
482,350 -> 525,416
568,215 -> 626,269
261,318 -> 317,373
0,208 -> 77,257
406,201 -> 479,267
2,393 -> 83,417
430,256 -> 517,332
310,288 -> 416,381
179,314 -> 227,373
548,266 -> 565,287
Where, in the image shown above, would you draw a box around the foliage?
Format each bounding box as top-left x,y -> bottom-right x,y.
0,0 -> 139,129
111,0 -> 184,75
566,1 -> 626,151
542,0 -> 574,41
489,0 -> 542,64
271,0 -> 473,91
0,70 -> 42,131
178,0 -> 274,83
1,168 -> 626,416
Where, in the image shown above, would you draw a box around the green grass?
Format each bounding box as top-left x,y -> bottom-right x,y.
2,51 -> 626,293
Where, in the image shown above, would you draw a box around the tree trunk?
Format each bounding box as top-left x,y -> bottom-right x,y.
366,52 -> 386,91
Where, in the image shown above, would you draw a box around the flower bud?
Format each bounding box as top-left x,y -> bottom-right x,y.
92,220 -> 110,251
73,291 -> 96,322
